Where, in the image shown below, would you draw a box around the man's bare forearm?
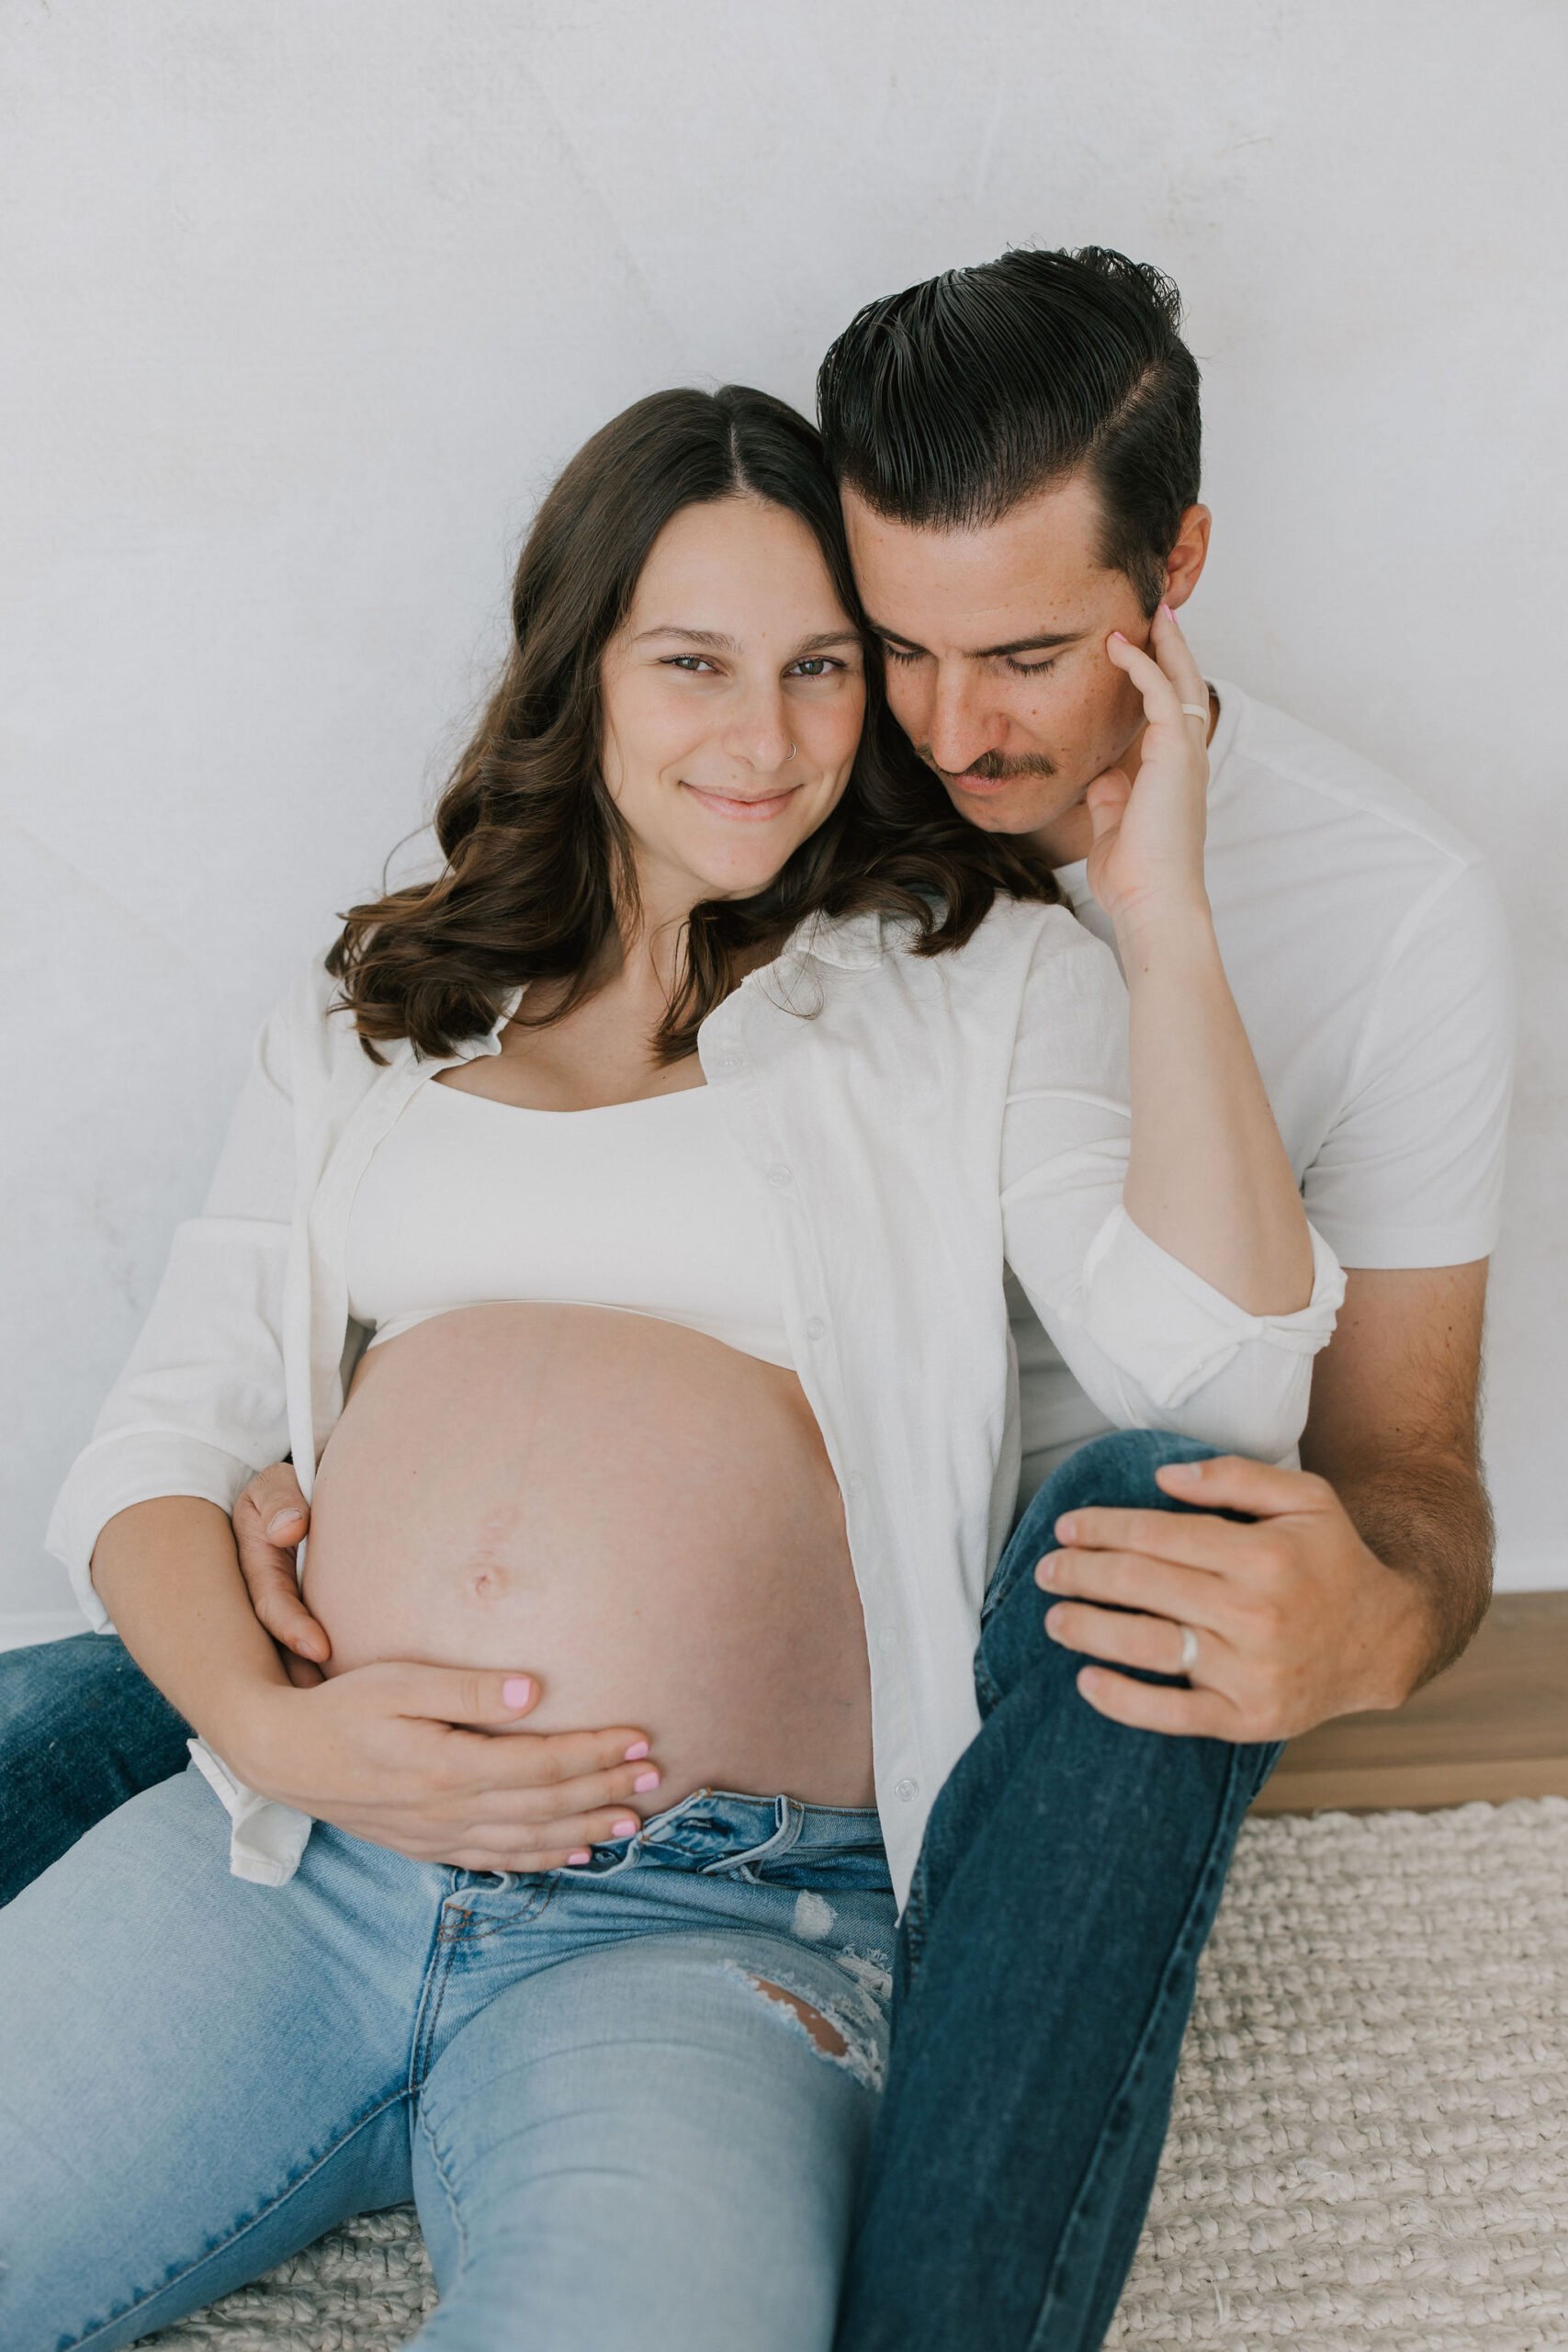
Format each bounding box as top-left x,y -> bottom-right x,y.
1325,1449 -> 1494,1693
1295,1264 -> 1495,1701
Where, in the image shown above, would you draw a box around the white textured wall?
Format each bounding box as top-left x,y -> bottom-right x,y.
4,1 -> 1563,1636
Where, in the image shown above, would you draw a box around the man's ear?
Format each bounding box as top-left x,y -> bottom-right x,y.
1162,505 -> 1212,611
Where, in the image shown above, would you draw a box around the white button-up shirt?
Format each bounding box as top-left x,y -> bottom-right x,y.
49,899 -> 1343,1905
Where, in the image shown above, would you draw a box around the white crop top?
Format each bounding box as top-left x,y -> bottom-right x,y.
344,1076 -> 795,1370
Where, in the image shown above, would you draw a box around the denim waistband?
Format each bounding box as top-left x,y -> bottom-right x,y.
578,1786 -> 887,1878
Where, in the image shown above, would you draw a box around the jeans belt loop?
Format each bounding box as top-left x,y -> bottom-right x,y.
700,1795 -> 800,1873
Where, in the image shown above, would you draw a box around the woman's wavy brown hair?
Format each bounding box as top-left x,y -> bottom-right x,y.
328,384 -> 1059,1061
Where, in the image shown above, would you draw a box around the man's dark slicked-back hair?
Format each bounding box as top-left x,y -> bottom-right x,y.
817,246 -> 1201,616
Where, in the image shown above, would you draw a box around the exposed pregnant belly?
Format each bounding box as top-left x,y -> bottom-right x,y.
302,1305 -> 874,1807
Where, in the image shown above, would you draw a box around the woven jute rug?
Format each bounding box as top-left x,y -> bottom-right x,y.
146,1797 -> 1568,2351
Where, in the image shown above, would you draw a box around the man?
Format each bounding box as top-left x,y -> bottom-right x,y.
821,244 -> 1506,1696
1,249 -> 1510,2348
810,246 -> 1511,2348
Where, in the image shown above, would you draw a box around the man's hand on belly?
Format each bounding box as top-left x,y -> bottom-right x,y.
231,1462 -> 340,1678
229,1464 -> 662,1869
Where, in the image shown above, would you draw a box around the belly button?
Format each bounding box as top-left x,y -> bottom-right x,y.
468,1566 -> 510,1605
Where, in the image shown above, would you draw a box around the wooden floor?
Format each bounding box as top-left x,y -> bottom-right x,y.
1252,1589 -> 1568,1815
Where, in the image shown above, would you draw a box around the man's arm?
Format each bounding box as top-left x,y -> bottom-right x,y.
1032,1261 -> 1494,1737
1298,1261 -> 1492,1689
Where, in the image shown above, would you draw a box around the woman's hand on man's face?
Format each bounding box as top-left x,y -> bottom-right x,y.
229,1463 -> 660,1870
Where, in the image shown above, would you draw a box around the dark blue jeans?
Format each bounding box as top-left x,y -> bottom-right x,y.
0,1620 -> 189,1905
1,1430 -> 1276,2347
835,1429 -> 1280,2350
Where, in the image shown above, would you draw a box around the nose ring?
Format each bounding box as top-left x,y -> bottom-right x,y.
786,742 -> 797,762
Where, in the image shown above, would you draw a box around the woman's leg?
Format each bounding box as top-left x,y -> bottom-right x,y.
0,1765 -> 429,2350
412,1924 -> 886,2352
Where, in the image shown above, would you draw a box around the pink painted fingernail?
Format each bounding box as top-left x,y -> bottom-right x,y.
1109,630 -> 1127,645
1163,1460 -> 1202,1483
502,1677 -> 533,1709
610,1816 -> 638,1839
267,1509 -> 304,1535
633,1770 -> 660,1794
624,1741 -> 649,1762
566,1850 -> 591,1866
1159,602 -> 1174,620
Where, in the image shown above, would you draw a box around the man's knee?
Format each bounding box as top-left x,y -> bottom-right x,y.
2,1632 -> 106,1738
0,1633 -> 190,1905
0,1631 -> 175,1739
978,1433 -> 1228,1724
986,1432 -> 1217,1640
1018,1430 -> 1222,1555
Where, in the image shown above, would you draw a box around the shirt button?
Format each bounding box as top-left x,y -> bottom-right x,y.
894,1778 -> 919,1804
767,1164 -> 793,1189
718,1054 -> 739,1070
805,1316 -> 826,1341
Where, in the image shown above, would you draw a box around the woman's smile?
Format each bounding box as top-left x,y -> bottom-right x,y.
679,777 -> 807,822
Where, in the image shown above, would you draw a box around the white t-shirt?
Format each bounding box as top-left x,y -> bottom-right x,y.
1010,677 -> 1515,1502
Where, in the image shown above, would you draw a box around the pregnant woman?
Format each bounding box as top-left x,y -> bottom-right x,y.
3,384 -> 1339,2351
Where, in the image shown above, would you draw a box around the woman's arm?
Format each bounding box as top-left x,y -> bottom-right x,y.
1000,936 -> 1340,1462
1091,608 -> 1313,1315
63,968 -> 660,1869
998,630 -> 1344,1462
93,1497 -> 662,1870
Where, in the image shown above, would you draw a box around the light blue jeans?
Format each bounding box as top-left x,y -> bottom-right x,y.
0,1762 -> 895,2351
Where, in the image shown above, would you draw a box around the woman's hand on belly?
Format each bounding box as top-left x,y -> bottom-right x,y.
226,1657 -> 664,1871
233,1461 -> 671,1860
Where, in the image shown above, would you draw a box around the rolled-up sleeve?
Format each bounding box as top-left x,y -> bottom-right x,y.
45,998 -> 299,1627
1001,920 -> 1344,1463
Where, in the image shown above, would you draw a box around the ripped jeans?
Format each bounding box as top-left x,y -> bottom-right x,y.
0,1769 -> 894,2352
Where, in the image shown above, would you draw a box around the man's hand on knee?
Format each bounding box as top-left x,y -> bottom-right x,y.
1034,1454 -> 1430,1742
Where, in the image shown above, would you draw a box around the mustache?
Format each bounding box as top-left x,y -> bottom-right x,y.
919,747 -> 1058,784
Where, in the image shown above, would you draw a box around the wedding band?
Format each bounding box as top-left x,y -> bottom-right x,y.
1179,703 -> 1208,720
1177,1624 -> 1201,1675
